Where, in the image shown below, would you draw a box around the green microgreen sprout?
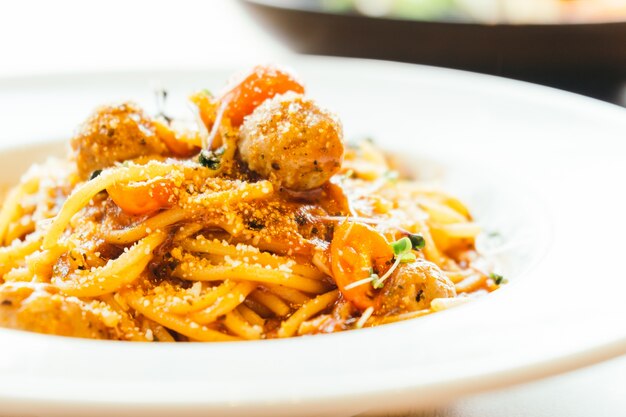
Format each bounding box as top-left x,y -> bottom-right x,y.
407,233 -> 425,250
390,236 -> 412,256
345,236 -> 419,291
370,273 -> 383,289
398,252 -> 416,263
370,237 -> 418,288
154,87 -> 172,123
490,273 -> 506,285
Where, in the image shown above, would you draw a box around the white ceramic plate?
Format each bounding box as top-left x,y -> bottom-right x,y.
0,57 -> 625,417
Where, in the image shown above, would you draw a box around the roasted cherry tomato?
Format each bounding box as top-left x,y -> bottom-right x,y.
330,222 -> 394,310
107,178 -> 176,215
221,65 -> 305,126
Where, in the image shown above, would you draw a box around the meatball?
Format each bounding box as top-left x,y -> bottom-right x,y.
377,260 -> 456,315
0,283 -> 113,339
71,102 -> 169,179
239,92 -> 344,191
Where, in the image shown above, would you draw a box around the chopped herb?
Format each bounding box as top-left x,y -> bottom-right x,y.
246,219 -> 265,231
198,147 -> 224,170
89,169 -> 102,180
407,233 -> 425,250
294,213 -> 308,226
390,236 -> 412,256
150,253 -> 181,281
202,88 -> 213,97
490,273 -> 505,285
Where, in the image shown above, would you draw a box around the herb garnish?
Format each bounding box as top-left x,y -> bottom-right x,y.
198,147 -> 225,170
345,236 -> 419,291
246,219 -> 265,231
89,169 -> 102,180
490,273 -> 506,285
407,233 -> 425,250
154,87 -> 172,122
370,273 -> 383,289
390,236 -> 417,263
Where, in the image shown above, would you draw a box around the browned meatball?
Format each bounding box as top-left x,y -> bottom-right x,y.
239,92 -> 344,191
0,283 -> 113,339
377,260 -> 456,316
71,102 -> 169,179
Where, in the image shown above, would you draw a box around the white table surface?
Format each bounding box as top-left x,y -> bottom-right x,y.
0,1 -> 624,416
369,355 -> 626,417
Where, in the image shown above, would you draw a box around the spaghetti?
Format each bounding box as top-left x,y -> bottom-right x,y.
0,65 -> 502,341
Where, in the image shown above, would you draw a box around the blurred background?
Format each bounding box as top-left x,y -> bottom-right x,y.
0,0 -> 625,105
242,0 -> 626,105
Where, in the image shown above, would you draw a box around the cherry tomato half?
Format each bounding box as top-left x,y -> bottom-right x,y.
221,65 -> 305,126
330,222 -> 393,310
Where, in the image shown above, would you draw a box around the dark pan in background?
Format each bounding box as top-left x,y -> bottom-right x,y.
241,0 -> 626,105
